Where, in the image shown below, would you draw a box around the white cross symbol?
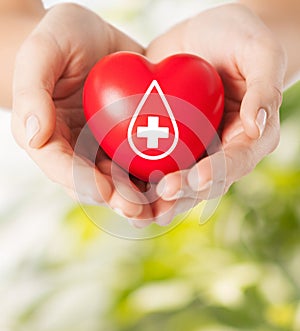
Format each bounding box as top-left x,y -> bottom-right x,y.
137,116 -> 169,149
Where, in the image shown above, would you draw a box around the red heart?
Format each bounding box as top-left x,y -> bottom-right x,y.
83,52 -> 224,183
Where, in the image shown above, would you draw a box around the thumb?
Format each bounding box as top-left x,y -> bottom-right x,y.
239,38 -> 286,139
12,33 -> 63,149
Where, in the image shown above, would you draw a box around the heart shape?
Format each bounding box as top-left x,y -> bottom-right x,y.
83,52 -> 224,183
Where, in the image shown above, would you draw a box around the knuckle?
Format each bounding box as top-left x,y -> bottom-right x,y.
16,33 -> 46,64
251,30 -> 284,57
53,2 -> 84,13
247,80 -> 283,113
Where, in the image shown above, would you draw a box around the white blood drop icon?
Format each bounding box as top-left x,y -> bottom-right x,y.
127,80 -> 179,161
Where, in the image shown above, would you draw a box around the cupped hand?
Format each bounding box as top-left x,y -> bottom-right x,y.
11,3 -> 154,221
12,3 -> 288,228
146,3 -> 287,223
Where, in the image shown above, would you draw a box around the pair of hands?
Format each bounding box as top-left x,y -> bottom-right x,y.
12,3 -> 286,227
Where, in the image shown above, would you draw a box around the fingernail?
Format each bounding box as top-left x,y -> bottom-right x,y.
157,177 -> 185,201
163,189 -> 185,201
174,205 -> 185,216
113,205 -> 143,219
26,115 -> 40,147
74,164 -> 112,203
256,109 -> 267,138
129,219 -> 152,229
127,219 -> 136,227
130,205 -> 144,218
156,178 -> 167,197
113,208 -> 126,218
155,208 -> 175,226
188,167 -> 212,192
156,217 -> 173,226
198,180 -> 213,191
174,200 -> 196,216
77,194 -> 101,206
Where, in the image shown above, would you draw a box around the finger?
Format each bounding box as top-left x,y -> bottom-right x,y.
152,197 -> 201,227
130,198 -> 200,229
64,187 -> 106,206
109,180 -> 153,220
130,190 -> 202,229
221,111 -> 244,144
98,160 -> 153,219
131,199 -> 176,228
158,111 -> 280,201
238,36 -> 286,139
96,155 -> 148,193
189,114 -> 279,196
130,183 -> 171,228
130,176 -> 148,193
157,153 -> 226,202
25,131 -> 113,203
12,30 -> 64,149
156,170 -> 190,201
65,177 -> 154,222
128,219 -> 154,229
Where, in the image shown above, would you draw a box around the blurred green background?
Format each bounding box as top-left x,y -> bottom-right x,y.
1,1 -> 300,331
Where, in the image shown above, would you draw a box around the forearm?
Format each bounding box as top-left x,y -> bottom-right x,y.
0,1 -> 45,108
0,0 -> 44,15
240,0 -> 300,86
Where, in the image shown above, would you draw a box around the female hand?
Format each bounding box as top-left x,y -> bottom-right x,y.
12,3 -> 154,221
146,3 -> 287,224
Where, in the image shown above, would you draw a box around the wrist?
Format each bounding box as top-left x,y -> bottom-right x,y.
0,0 -> 45,17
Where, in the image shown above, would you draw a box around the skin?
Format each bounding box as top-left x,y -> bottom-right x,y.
146,4 -> 287,220
1,0 -> 298,227
10,3 -> 155,222
240,0 -> 300,85
0,0 -> 44,107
